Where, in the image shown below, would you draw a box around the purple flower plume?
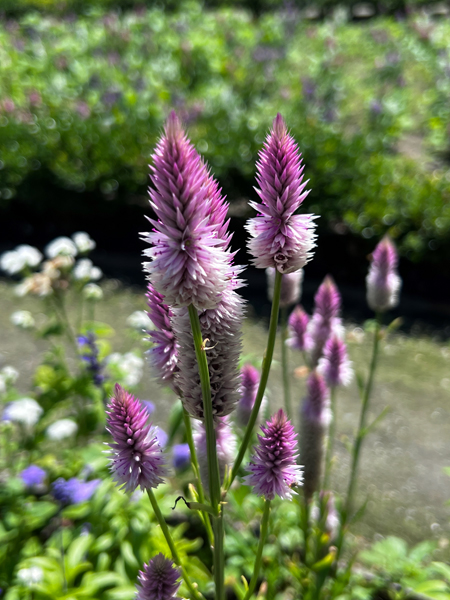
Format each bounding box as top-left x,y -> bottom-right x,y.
301,372 -> 331,499
106,384 -> 168,493
136,553 -> 181,600
172,443 -> 190,470
146,282 -> 180,394
246,114 -> 317,274
306,276 -> 344,367
142,112 -> 231,310
21,465 -> 46,487
266,267 -> 303,307
78,333 -> 105,387
194,415 -> 237,490
366,236 -> 401,312
52,477 -> 101,505
174,283 -> 244,421
318,334 -> 353,387
235,364 -> 259,427
245,409 -> 302,500
287,305 -> 310,352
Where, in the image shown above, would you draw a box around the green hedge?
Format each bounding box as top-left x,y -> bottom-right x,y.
1,4 -> 450,260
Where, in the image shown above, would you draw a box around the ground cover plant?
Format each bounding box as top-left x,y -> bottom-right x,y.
1,3 -> 450,261
1,113 -> 450,600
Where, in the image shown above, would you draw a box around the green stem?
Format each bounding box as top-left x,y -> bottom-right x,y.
183,408 -> 214,547
187,304 -> 224,600
323,386 -> 337,490
147,489 -> 203,600
51,294 -> 77,352
243,500 -> 271,600
280,306 -> 292,418
228,271 -> 283,489
345,314 -> 382,517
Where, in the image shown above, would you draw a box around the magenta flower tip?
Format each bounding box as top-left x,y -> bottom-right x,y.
302,372 -> 331,426
106,384 -> 168,493
244,408 -> 302,500
246,114 -> 317,274
318,334 -> 353,388
136,553 -> 181,600
235,364 -> 262,428
366,236 -> 401,312
287,305 -> 310,352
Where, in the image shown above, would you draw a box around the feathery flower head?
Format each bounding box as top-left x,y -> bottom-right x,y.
246,114 -> 317,274
318,334 -> 353,388
174,283 -> 244,421
307,276 -> 344,367
301,372 -> 331,500
287,305 -> 310,352
136,554 -> 181,600
235,364 -> 260,427
106,384 -> 168,493
366,236 -> 401,312
266,267 -> 303,307
245,409 -> 302,500
146,282 -> 180,394
194,415 -> 237,489
142,111 -> 231,310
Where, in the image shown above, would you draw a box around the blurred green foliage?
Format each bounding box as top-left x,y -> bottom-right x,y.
1,4 -> 450,259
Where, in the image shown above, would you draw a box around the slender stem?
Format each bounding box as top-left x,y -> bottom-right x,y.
60,526 -> 67,593
147,489 -> 203,600
345,314 -> 382,517
229,271 -> 283,489
280,306 -> 291,418
243,500 -> 271,600
187,304 -> 224,600
323,386 -> 337,490
183,408 -> 214,547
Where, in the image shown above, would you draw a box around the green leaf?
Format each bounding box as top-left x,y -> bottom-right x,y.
120,540 -> 139,569
66,534 -> 94,573
81,321 -> 115,338
432,563 -> 450,583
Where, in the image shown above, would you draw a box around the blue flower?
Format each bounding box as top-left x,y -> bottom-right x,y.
21,465 -> 46,487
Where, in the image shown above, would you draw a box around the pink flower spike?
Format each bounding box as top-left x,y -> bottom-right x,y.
194,415 -> 237,490
106,384 -> 168,493
287,305 -> 310,352
235,364 -> 266,428
246,114 -> 317,274
142,112 -> 231,310
366,236 -> 401,312
146,282 -> 180,395
136,553 -> 181,600
245,409 -> 302,500
318,334 -> 353,388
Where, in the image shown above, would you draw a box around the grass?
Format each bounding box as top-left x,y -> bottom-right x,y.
1,278 -> 449,552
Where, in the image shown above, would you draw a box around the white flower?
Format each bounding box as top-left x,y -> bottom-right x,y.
1,366 -> 19,384
83,283 -> 103,300
0,250 -> 24,275
107,352 -> 144,387
45,237 -> 77,258
3,398 -> 43,427
72,231 -> 96,253
15,274 -> 53,297
126,310 -> 152,331
15,245 -> 43,268
73,259 -> 102,281
18,566 -> 43,586
46,418 -> 78,440
10,310 -> 35,329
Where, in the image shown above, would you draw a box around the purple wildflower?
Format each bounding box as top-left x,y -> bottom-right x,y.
194,416 -> 237,489
142,112 -> 231,310
77,333 -> 105,387
21,465 -> 46,487
301,372 -> 331,500
52,478 -> 101,505
306,276 -> 344,367
245,409 -> 302,500
318,334 -> 353,387
141,400 -> 155,415
155,427 -> 168,448
173,283 -> 244,421
235,364 -> 266,428
172,444 -> 191,470
287,305 -> 310,352
106,384 -> 168,493
266,267 -> 303,307
246,113 -> 316,274
366,236 -> 401,312
145,283 -> 180,395
136,553 -> 181,600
